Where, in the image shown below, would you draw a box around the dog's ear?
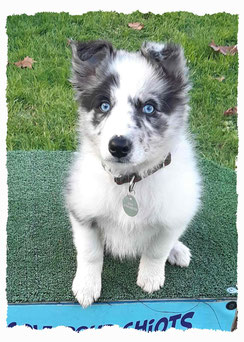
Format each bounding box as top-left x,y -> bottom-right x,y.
70,40 -> 115,91
141,42 -> 190,114
140,42 -> 188,79
71,40 -> 114,66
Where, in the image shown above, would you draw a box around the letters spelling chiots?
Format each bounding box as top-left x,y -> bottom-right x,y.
7,311 -> 195,331
65,40 -> 202,307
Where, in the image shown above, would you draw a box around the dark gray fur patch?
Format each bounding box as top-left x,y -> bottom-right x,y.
82,73 -> 120,127
128,97 -> 168,135
70,39 -> 116,96
75,40 -> 114,63
159,74 -> 188,115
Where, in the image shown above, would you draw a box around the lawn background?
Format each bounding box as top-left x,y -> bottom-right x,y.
6,11 -> 238,169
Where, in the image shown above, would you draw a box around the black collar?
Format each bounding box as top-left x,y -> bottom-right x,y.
111,153 -> 171,185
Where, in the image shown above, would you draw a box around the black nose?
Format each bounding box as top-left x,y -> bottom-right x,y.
108,136 -> 132,158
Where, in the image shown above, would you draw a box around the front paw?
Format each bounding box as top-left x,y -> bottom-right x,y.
167,240 -> 191,267
72,271 -> 101,308
137,258 -> 165,293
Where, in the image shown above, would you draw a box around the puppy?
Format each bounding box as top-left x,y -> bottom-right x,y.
65,40 -> 201,308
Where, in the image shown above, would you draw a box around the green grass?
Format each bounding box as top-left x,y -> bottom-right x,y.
6,11 -> 238,169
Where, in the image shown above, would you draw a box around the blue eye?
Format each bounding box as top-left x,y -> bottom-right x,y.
142,104 -> 155,114
100,102 -> 111,113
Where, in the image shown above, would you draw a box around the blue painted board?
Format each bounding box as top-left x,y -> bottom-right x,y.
7,299 -> 236,332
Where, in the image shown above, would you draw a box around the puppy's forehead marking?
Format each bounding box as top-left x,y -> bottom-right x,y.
109,52 -> 163,100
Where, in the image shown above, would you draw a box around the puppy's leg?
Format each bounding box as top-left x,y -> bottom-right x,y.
167,240 -> 191,267
137,230 -> 181,293
70,212 -> 103,308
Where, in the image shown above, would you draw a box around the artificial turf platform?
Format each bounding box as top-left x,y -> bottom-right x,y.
6,151 -> 237,304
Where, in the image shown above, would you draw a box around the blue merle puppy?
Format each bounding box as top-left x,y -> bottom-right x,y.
65,40 -> 201,307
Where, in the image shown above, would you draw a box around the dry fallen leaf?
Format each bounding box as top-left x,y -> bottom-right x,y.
128,22 -> 144,30
215,76 -> 225,82
209,41 -> 238,56
14,56 -> 36,69
224,106 -> 238,116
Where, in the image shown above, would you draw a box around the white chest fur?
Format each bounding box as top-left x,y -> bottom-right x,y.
67,139 -> 201,259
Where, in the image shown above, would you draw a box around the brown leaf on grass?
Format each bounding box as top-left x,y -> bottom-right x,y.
209,41 -> 238,56
215,76 -> 225,82
224,106 -> 237,116
14,56 -> 36,69
128,22 -> 144,30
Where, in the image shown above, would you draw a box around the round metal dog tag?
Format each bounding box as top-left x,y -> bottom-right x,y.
123,194 -> 139,217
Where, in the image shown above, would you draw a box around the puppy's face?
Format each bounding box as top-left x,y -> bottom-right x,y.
71,40 -> 189,172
